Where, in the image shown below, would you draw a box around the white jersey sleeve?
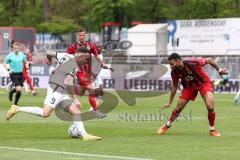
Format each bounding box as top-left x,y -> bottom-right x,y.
49,52 -> 76,88
56,52 -> 75,66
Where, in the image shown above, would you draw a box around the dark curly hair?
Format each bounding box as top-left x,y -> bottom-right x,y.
168,53 -> 181,61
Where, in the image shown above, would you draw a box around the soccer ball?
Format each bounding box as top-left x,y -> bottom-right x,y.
68,124 -> 81,138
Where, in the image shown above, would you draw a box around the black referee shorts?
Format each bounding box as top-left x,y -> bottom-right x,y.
10,72 -> 24,87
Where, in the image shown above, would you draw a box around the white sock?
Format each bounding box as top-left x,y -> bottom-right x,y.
236,90 -> 240,99
209,126 -> 215,131
73,121 -> 87,136
23,82 -> 29,93
166,121 -> 171,127
88,107 -> 94,111
72,114 -> 87,136
17,106 -> 43,117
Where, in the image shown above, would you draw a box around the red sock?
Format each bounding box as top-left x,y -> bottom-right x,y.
169,109 -> 180,123
89,94 -> 97,110
208,112 -> 215,127
26,76 -> 34,91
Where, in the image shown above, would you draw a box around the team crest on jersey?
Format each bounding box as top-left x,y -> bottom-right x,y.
187,70 -> 192,74
185,75 -> 194,81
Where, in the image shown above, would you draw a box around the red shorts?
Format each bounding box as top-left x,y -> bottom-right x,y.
180,83 -> 213,101
76,71 -> 92,88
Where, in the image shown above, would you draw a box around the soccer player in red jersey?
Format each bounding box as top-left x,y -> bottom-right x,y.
66,28 -> 112,118
22,49 -> 38,96
158,53 -> 228,137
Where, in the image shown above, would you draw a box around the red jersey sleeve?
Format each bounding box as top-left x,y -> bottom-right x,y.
89,42 -> 98,56
66,44 -> 76,54
184,57 -> 206,67
171,70 -> 179,87
197,57 -> 206,66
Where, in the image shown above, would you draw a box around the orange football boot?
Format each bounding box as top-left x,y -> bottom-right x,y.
157,124 -> 170,135
210,130 -> 221,137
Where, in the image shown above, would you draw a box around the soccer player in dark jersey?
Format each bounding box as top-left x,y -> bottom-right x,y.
66,28 -> 113,118
158,53 -> 228,137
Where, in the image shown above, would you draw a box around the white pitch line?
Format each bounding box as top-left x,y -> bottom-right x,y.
0,146 -> 153,160
65,158 -> 82,160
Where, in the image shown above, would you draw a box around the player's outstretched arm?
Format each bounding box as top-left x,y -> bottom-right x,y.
46,51 -> 57,57
95,54 -> 114,72
205,58 -> 228,77
162,83 -> 177,110
95,54 -> 105,66
205,58 -> 220,71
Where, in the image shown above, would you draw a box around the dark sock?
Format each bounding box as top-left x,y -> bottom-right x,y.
169,109 -> 180,123
14,91 -> 21,105
9,88 -> 16,102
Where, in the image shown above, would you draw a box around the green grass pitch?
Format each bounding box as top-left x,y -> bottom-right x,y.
0,88 -> 240,160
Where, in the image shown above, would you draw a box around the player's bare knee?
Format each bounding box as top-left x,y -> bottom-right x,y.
67,106 -> 81,115
207,107 -> 214,113
206,101 -> 214,112
176,109 -> 182,113
174,107 -> 182,113
16,87 -> 21,92
175,104 -> 185,113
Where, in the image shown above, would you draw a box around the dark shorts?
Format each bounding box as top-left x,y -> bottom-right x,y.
222,79 -> 229,85
10,72 -> 24,87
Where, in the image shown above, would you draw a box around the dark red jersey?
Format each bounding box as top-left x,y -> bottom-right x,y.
66,41 -> 98,74
23,54 -> 32,71
26,54 -> 32,62
171,57 -> 211,88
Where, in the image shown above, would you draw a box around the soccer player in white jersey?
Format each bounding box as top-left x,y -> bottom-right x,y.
6,48 -> 101,140
234,89 -> 240,105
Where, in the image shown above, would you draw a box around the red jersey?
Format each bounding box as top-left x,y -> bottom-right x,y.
171,57 -> 211,88
23,54 -> 32,71
66,41 -> 98,74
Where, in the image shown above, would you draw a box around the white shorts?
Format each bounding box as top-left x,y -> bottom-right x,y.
44,84 -> 71,108
92,76 -> 103,89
